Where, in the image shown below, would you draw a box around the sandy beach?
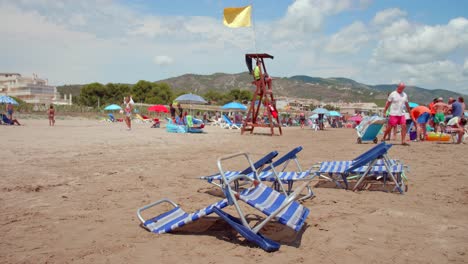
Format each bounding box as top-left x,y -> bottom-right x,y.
0,118 -> 467,263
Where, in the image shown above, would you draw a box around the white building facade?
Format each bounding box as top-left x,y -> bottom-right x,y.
0,73 -> 71,105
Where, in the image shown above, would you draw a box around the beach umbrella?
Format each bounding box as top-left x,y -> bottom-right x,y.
221,102 -> 247,111
409,102 -> 419,108
309,114 -> 319,119
175,93 -> 207,105
104,104 -> 122,111
312,107 -> 329,115
328,111 -> 341,117
148,105 -> 169,113
0,95 -> 19,105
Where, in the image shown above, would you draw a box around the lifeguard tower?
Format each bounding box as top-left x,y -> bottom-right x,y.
241,53 -> 282,136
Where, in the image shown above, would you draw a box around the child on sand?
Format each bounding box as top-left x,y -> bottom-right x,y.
47,104 -> 55,126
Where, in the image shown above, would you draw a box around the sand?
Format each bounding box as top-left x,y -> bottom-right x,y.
0,118 -> 467,263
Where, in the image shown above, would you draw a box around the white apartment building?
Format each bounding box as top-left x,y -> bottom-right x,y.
0,73 -> 71,105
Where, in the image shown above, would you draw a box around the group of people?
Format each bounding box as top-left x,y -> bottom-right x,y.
1,102 -> 56,126
1,102 -> 21,125
169,102 -> 185,124
382,82 -> 466,144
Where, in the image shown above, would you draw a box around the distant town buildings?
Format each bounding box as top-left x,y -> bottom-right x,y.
0,73 -> 71,105
275,96 -> 382,115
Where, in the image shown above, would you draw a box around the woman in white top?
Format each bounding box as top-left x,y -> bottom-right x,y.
123,96 -> 133,130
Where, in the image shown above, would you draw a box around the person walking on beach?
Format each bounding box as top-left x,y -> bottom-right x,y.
47,104 -> 55,126
381,82 -> 412,145
299,112 -> 306,129
123,96 -> 133,130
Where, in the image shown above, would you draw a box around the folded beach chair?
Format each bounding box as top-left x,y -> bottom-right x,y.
138,152 -> 311,251
222,114 -> 241,129
107,113 -> 116,122
314,143 -> 407,194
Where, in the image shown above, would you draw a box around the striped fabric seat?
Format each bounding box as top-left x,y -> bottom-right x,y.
239,183 -> 309,232
203,171 -> 256,183
318,160 -> 402,174
144,199 -> 229,234
352,164 -> 404,174
258,170 -> 312,182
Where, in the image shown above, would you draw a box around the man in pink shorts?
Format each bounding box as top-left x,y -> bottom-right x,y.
381,82 -> 412,145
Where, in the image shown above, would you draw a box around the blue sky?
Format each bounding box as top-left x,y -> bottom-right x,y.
1,0 -> 468,94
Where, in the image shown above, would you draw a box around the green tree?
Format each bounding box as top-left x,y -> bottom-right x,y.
239,89 -> 252,102
131,80 -> 154,103
222,89 -> 253,105
106,83 -> 131,104
203,90 -> 224,104
145,82 -> 173,104
79,82 -> 105,107
130,81 -> 174,104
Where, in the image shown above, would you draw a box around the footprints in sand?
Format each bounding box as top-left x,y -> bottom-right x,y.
1,182 -> 69,193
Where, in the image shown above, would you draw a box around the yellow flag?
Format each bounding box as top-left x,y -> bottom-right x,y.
223,5 -> 251,28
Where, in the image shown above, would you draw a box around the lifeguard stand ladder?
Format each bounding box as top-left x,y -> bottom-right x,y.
241,53 -> 282,136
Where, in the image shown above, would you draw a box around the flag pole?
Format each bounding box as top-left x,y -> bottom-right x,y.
250,3 -> 258,55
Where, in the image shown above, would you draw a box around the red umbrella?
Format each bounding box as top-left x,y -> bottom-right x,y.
148,105 -> 169,113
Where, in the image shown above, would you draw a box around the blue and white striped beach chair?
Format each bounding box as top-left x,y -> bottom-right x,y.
213,152 -> 311,251
138,199 -> 229,234
201,147 -> 316,200
138,152 -> 311,251
257,146 -> 316,200
200,150 -> 279,189
315,143 -> 407,194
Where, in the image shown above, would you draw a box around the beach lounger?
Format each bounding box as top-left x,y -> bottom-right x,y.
138,152 -> 311,251
257,146 -> 316,200
140,150 -> 279,232
212,152 -> 310,251
222,114 -> 241,129
314,143 -> 407,194
108,113 -> 116,122
138,198 -> 229,234
135,114 -> 151,123
201,147 -> 316,201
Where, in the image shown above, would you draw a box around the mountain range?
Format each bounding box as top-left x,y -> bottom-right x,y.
58,72 -> 466,107
156,72 -> 465,106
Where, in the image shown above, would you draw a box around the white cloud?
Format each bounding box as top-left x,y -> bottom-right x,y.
372,8 -> 406,25
463,58 -> 468,76
272,0 -> 354,39
398,60 -> 468,91
373,17 -> 468,64
325,21 -> 370,53
69,14 -> 87,26
1,0 -> 468,95
153,55 -> 173,66
379,18 -> 413,38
